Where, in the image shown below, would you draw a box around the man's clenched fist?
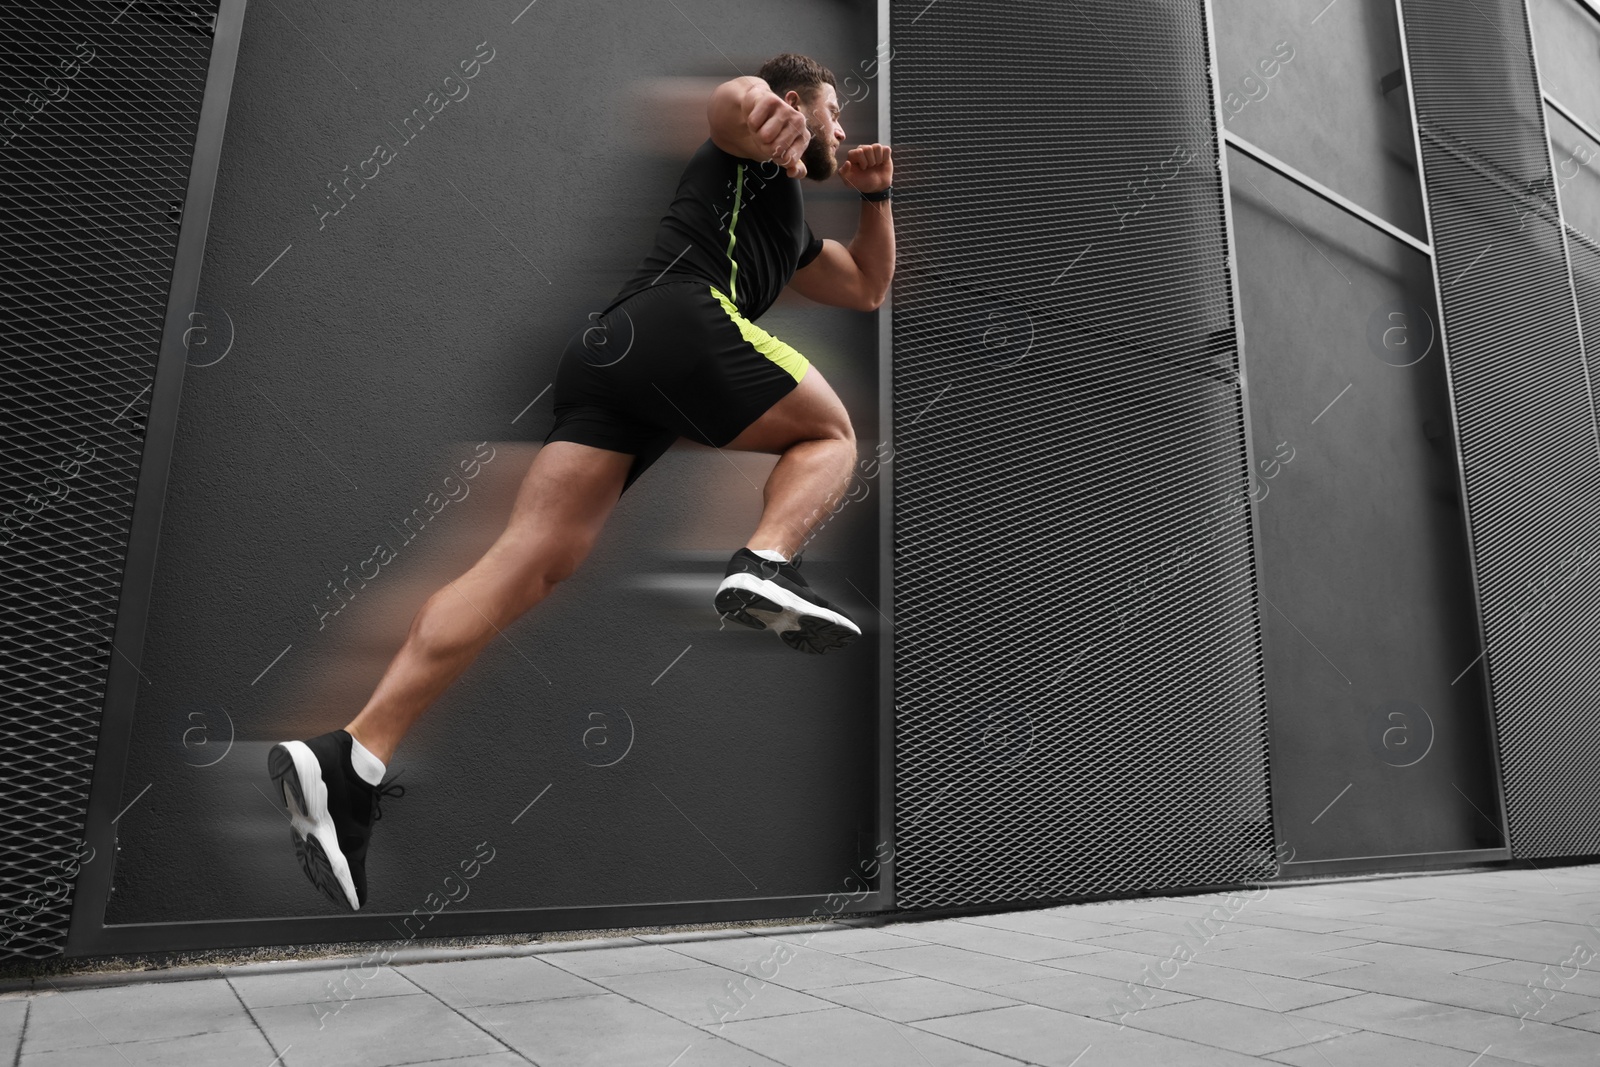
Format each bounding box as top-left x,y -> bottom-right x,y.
839,143 -> 893,194
743,86 -> 811,177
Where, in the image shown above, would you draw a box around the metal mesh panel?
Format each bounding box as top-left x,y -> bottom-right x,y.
889,0 -> 1273,908
0,0 -> 214,957
1400,0 -> 1600,858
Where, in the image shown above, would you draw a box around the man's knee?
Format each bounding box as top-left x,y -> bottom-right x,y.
510,538 -> 591,605
810,408 -> 854,447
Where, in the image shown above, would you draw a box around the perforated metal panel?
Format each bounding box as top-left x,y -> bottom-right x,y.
1399,0 -> 1600,858
0,0 -> 215,957
889,0 -> 1273,908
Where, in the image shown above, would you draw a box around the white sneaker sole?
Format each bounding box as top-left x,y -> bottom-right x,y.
714,571 -> 861,654
269,740 -> 361,910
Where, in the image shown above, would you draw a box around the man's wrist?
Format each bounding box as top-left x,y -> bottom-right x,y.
860,185 -> 893,202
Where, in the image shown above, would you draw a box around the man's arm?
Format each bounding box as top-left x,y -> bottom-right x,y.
788,145 -> 895,312
707,75 -> 810,177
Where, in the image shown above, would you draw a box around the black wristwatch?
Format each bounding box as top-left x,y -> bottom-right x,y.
861,185 -> 893,202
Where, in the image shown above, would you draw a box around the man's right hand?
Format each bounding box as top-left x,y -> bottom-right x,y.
743,85 -> 810,178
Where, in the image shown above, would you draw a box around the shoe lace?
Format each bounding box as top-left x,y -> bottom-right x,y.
370,769 -> 406,821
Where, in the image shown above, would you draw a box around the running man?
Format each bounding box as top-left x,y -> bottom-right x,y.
267,53 -> 895,910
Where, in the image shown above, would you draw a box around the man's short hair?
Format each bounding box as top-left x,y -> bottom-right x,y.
757,53 -> 837,103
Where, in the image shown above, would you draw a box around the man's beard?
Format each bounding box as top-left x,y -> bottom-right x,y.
801,124 -> 837,181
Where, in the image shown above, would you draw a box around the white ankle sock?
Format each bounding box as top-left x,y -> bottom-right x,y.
750,548 -> 787,562
347,735 -> 386,786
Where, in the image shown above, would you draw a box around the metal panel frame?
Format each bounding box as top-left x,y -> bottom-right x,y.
1544,92 -> 1600,152
1393,0 -> 1512,849
1280,846 -> 1509,879
65,0 -> 246,957
1391,0 -> 1600,857
1220,130 -> 1432,255
1201,0 -> 1277,874
876,0 -> 897,908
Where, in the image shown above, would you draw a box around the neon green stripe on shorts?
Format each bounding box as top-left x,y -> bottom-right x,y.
709,286 -> 810,384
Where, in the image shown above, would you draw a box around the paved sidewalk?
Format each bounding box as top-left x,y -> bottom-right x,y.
3,864 -> 1599,1065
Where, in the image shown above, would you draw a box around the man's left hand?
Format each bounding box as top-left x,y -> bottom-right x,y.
839,143 -> 893,194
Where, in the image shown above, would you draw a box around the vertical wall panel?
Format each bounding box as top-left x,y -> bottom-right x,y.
889,0 -> 1273,907
1400,0 -> 1600,857
0,0 -> 216,958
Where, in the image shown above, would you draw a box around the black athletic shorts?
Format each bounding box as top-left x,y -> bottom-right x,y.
543,278 -> 812,493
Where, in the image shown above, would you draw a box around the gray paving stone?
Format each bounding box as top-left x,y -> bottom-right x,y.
1137,960 -> 1363,1013
1187,945 -> 1373,980
1479,920 -> 1600,953
1331,923 -> 1520,955
21,978 -> 255,1053
397,955 -> 605,1008
252,991 -> 507,1066
1460,957 -> 1600,1001
1222,908 -> 1374,934
987,968 -> 1197,1020
0,998 -> 26,1063
365,1056 -> 527,1067
17,1026 -> 279,1067
1076,926 -> 1255,958
1312,960 -> 1600,1024
754,924 -> 930,954
1189,925 -> 1374,955
717,1004 -> 1029,1066
845,943 -> 1073,990
1102,911 -> 1256,938
809,975 -> 1022,1023
1320,940 -> 1516,972
231,963 -> 417,1009
1116,997 -> 1355,1056
471,991 -> 782,1066
882,918 -> 1103,961
914,1002 -> 1274,1066
591,959 -> 835,1028
540,943 -> 707,979
1068,902 -> 1178,926
1322,885 -> 1444,903
1557,1009 -> 1600,1033
1291,990 -> 1600,1065
1035,948 -> 1174,983
1266,1030 -> 1526,1067
955,910 -> 1134,944
658,933 -> 911,990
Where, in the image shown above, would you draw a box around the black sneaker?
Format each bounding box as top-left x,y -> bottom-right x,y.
714,548 -> 862,653
266,729 -> 405,911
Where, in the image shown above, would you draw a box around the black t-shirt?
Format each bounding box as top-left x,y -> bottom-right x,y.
613,138 -> 824,321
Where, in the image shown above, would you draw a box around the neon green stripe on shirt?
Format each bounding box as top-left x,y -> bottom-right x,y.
724,163 -> 745,302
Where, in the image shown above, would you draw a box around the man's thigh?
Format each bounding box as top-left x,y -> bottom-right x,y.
503,440 -> 634,542
721,363 -> 854,455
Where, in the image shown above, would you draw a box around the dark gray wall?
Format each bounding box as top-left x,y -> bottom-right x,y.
105,0 -> 884,926
1214,0 -> 1426,240
1215,0 -> 1502,865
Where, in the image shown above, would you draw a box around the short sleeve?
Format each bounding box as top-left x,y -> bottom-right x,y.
797,223 -> 824,269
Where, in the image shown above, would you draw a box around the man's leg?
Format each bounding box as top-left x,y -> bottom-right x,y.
341,441 -> 634,764
722,364 -> 857,557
